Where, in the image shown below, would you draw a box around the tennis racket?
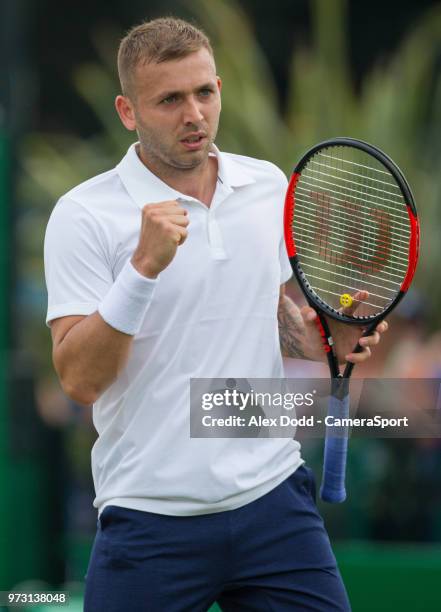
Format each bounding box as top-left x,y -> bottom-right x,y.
283,137 -> 420,503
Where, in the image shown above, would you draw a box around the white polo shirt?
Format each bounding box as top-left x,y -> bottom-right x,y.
44,143 -> 302,516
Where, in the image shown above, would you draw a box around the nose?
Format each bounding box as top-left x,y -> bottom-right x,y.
182,96 -> 204,125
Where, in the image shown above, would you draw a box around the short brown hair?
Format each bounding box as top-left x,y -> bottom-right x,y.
117,17 -> 214,97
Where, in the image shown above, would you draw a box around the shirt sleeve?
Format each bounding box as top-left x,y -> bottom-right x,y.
275,169 -> 293,284
280,236 -> 293,284
44,197 -> 114,326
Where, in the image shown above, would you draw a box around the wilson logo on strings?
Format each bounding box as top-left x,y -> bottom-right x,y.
310,191 -> 392,274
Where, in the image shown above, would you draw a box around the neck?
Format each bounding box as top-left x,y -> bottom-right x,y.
137,145 -> 218,207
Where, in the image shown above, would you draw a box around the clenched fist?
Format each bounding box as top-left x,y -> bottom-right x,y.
131,200 -> 189,278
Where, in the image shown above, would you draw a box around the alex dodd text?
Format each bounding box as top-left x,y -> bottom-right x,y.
201,415 -> 409,429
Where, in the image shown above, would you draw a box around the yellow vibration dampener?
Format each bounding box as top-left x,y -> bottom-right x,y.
340,293 -> 353,308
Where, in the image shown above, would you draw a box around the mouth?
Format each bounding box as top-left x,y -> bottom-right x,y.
180,133 -> 207,151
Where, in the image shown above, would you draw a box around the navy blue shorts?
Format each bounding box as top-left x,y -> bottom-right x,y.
84,465 -> 350,611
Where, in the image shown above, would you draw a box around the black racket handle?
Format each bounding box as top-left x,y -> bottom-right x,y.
343,321 -> 379,378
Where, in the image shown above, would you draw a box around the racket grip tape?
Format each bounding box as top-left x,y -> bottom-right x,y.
320,391 -> 350,503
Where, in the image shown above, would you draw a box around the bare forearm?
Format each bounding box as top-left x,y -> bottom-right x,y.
53,312 -> 133,405
278,294 -> 318,360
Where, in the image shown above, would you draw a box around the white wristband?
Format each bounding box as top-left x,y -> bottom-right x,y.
98,260 -> 158,335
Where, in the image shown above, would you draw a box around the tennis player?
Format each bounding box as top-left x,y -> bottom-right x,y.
44,17 -> 387,611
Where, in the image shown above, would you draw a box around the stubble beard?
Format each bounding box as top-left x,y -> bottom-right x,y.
137,124 -> 217,175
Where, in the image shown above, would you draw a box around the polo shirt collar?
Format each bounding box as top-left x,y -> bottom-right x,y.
116,142 -> 255,209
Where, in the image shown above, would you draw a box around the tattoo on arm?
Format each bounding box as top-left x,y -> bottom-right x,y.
277,294 -> 308,359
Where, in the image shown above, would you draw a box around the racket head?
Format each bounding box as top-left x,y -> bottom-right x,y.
284,138 -> 420,324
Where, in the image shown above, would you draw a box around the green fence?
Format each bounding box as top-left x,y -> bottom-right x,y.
0,130 -> 62,592
337,542 -> 441,611
0,131 -> 12,589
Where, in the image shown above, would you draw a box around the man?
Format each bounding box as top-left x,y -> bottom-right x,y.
44,17 -> 386,611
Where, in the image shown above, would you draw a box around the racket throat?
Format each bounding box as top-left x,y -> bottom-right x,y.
332,376 -> 349,401
314,315 -> 340,378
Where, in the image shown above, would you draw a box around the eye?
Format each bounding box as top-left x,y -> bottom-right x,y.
161,94 -> 178,105
198,88 -> 213,98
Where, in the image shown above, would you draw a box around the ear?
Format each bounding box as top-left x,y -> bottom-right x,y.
216,77 -> 222,111
115,95 -> 137,131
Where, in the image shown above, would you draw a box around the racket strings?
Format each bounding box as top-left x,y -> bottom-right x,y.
293,147 -> 411,318
298,249 -> 405,282
293,207 -> 409,256
294,219 -> 408,268
300,260 -> 399,295
297,176 -> 409,220
312,154 -> 402,189
308,160 -> 403,199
